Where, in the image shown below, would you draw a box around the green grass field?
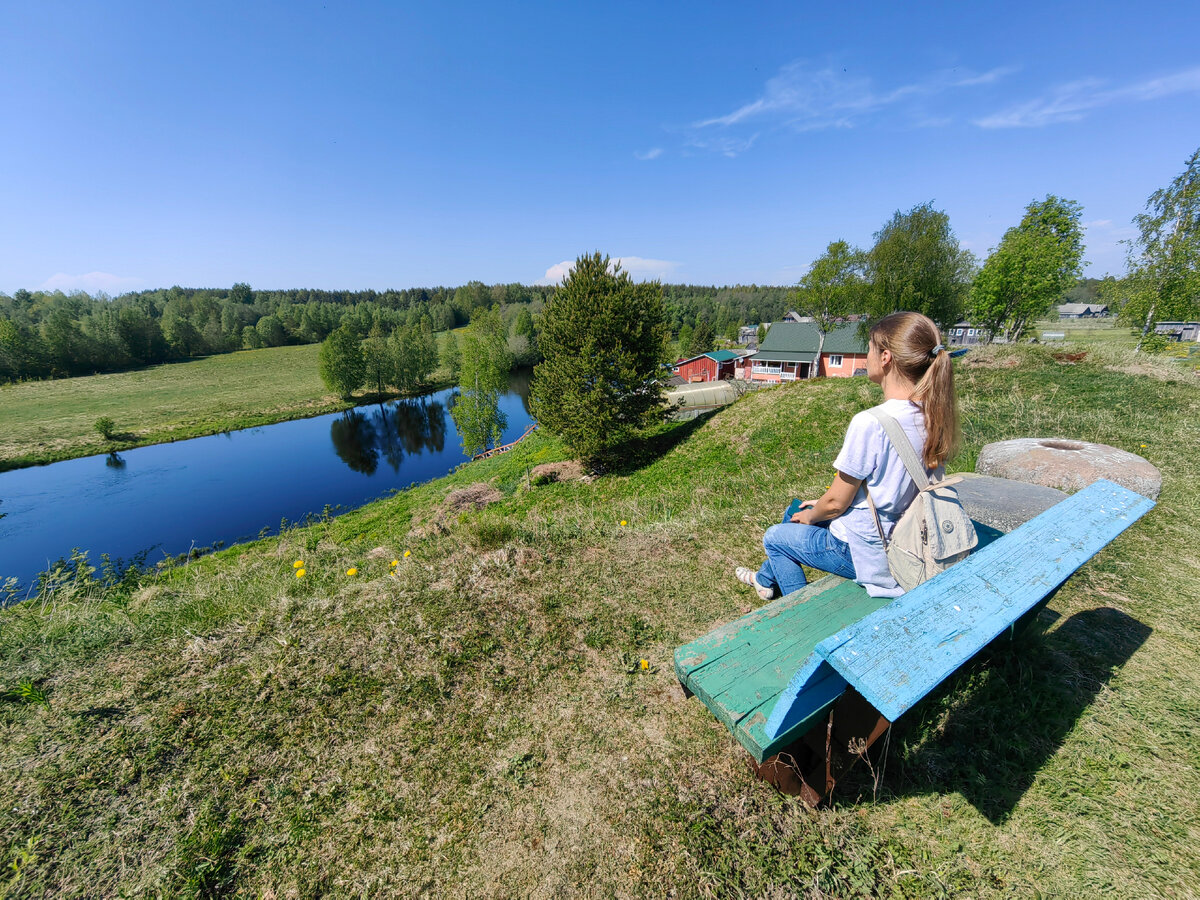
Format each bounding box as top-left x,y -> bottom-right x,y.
1,342 -> 1198,897
0,340 -> 457,471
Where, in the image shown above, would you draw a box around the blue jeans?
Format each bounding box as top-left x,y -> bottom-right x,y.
755,521 -> 855,598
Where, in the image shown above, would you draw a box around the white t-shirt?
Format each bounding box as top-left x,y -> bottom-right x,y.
828,398 -> 943,597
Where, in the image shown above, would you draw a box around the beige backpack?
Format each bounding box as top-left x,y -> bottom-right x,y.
865,409 -> 978,592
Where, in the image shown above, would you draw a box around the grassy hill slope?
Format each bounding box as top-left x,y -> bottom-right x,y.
1,344 -> 1197,897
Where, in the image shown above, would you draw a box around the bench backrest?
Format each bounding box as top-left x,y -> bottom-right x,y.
764,479 -> 1154,737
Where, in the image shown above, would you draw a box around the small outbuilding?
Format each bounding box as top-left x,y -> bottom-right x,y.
671,349 -> 743,383
1154,321 -> 1200,342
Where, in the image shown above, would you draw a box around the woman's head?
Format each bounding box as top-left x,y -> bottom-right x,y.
868,311 -> 958,469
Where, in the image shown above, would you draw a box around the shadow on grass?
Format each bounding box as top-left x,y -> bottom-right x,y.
601,413 -> 714,476
843,606 -> 1151,824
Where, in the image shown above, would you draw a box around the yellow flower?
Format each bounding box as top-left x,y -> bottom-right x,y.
295,568 -> 306,578
403,550 -> 412,558
1140,444 -> 1148,448
390,559 -> 399,567
293,560 -> 304,568
346,567 -> 358,576
640,659 -> 649,670
620,520 -> 628,527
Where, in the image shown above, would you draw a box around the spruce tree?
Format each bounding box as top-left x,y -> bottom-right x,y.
531,253 -> 668,470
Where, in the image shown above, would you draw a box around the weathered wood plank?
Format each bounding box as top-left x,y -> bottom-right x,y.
814,479 -> 1154,723
675,576 -> 891,761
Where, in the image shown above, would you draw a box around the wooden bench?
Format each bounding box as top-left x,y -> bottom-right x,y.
674,479 -> 1155,804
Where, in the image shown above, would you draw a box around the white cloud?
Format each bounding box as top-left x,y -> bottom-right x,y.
974,66 -> 1200,128
686,61 -> 1014,155
1083,219 -> 1113,229
634,147 -> 663,160
538,256 -> 680,285
39,271 -> 144,294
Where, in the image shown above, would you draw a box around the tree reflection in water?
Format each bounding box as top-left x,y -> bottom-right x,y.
329,398 -> 449,475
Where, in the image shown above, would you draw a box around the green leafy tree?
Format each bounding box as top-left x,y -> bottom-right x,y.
795,239 -> 866,356
865,202 -> 975,329
318,325 -> 365,399
676,323 -> 693,358
256,314 -> 287,348
363,322 -> 393,394
756,322 -> 768,345
451,307 -> 511,456
531,252 -> 668,470
1117,146 -> 1200,342
442,331 -> 462,378
229,282 -> 253,304
688,319 -> 714,356
390,322 -> 440,392
969,196 -> 1086,343
93,417 -> 116,440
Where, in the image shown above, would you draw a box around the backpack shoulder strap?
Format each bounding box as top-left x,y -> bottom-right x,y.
866,407 -> 930,489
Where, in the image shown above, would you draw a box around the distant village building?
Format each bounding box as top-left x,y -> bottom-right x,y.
737,325 -> 760,349
670,349 -> 746,383
1058,303 -> 1109,319
947,322 -> 991,346
1154,321 -> 1200,342
738,322 -> 868,383
781,311 -> 814,323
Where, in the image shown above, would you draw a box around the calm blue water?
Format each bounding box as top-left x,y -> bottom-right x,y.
0,374 -> 533,594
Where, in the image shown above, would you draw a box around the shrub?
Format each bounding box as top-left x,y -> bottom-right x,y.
93,416 -> 116,440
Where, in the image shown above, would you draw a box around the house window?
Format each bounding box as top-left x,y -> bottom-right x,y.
967,328 -> 976,336
829,354 -> 843,367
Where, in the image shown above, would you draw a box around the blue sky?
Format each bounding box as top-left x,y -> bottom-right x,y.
1,1 -> 1197,294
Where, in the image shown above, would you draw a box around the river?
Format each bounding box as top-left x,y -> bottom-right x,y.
0,371 -> 534,596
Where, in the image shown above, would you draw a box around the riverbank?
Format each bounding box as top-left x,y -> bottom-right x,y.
2,343 -> 1197,897
0,342 -> 456,471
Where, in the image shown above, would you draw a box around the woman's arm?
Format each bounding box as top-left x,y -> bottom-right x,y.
791,470 -> 863,525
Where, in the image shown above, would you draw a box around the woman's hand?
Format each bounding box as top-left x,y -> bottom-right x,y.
790,501 -> 818,524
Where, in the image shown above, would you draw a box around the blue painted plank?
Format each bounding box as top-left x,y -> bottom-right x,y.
815,480 -> 1154,723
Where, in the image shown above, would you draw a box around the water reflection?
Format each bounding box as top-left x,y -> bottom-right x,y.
329,398 -> 449,475
0,371 -> 534,594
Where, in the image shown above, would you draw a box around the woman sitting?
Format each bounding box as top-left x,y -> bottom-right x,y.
735,310 -> 959,600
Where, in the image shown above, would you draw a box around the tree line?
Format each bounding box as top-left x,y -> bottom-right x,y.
0,278 -> 790,384
792,147 -> 1199,346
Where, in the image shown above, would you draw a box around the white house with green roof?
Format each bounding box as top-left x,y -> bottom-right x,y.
739,322 -> 869,383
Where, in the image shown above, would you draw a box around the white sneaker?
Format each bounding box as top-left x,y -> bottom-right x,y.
735,566 -> 775,601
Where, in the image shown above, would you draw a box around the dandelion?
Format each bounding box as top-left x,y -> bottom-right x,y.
620,520 -> 628,527
640,659 -> 649,670
293,560 -> 304,569
295,568 -> 306,578
390,559 -> 399,567
346,567 -> 358,577
1140,444 -> 1148,449
403,550 -> 412,558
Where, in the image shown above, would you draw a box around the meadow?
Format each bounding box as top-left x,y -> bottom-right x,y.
0,343 -> 1197,897
0,337 -> 459,471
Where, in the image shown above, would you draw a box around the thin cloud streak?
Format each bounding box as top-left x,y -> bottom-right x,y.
634,147 -> 663,160
538,256 -> 680,285
685,61 -> 1016,155
974,66 -> 1200,128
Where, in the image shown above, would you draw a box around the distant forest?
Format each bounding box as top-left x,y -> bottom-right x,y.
0,281 -> 794,384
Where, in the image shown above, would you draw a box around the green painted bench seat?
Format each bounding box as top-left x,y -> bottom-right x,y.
675,479 -> 1154,765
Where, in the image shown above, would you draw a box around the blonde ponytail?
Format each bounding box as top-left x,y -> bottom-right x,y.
869,312 -> 960,469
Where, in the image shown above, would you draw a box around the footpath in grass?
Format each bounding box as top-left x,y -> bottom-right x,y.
0,342 -> 455,471
1,344 -> 1197,897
